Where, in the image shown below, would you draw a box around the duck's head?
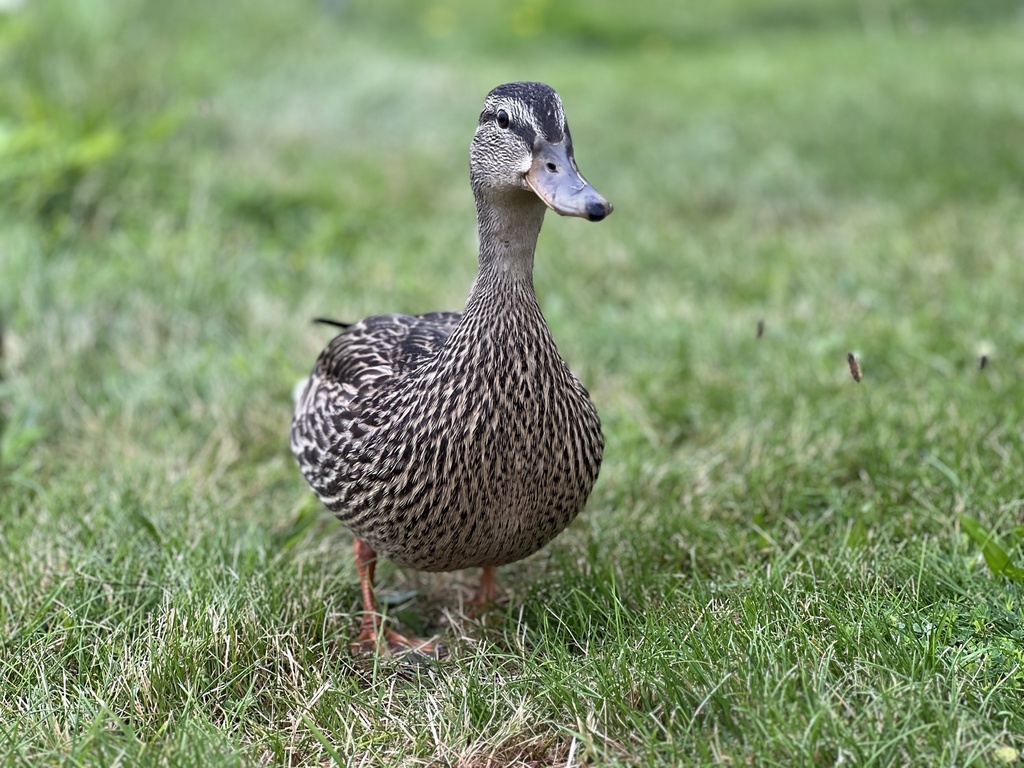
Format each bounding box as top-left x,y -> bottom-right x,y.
470,82 -> 613,223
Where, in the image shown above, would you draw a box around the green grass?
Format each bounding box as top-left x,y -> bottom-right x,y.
2,0 -> 1023,765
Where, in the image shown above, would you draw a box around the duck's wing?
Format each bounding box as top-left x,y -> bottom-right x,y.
311,311 -> 461,390
291,311 -> 461,484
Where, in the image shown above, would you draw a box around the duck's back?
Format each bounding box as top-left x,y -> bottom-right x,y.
290,290 -> 603,572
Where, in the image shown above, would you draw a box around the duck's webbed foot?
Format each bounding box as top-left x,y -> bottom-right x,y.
351,615 -> 446,658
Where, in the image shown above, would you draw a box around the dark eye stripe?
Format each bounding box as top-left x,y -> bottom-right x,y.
511,122 -> 537,149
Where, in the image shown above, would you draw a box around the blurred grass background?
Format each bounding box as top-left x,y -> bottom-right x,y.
1,0 -> 1023,765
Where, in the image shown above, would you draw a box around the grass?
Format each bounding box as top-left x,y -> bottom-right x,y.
2,0 -> 1023,765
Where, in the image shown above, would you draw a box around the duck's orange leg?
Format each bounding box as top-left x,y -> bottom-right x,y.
464,565 -> 499,614
469,565 -> 499,606
350,538 -> 443,657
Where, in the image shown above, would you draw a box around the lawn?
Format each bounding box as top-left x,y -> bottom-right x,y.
2,0 -> 1023,765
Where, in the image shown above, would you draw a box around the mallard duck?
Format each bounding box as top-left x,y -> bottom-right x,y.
291,82 -> 612,655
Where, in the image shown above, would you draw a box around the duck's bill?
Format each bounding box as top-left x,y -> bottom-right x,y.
525,140 -> 613,222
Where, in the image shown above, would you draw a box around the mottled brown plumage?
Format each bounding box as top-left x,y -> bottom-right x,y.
290,82 -> 612,654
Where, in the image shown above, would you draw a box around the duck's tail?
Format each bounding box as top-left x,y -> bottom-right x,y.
292,318 -> 352,404
313,317 -> 351,330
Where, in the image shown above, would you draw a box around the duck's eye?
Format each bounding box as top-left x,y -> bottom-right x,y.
496,110 -> 510,129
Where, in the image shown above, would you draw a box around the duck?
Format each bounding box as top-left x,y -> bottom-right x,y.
290,82 -> 613,655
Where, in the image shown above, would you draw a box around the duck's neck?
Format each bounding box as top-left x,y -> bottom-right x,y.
450,193 -> 558,366
471,193 -> 547,289
447,192 -> 558,367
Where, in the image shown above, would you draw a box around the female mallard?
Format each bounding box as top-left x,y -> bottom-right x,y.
291,82 -> 612,655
